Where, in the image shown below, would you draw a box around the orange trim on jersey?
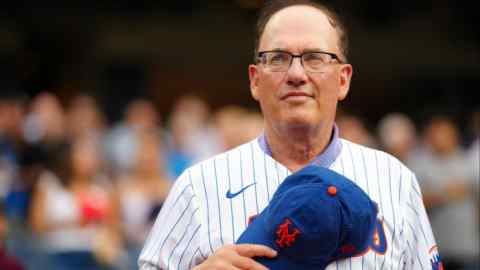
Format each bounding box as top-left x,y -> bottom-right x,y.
350,218 -> 388,257
429,245 -> 438,254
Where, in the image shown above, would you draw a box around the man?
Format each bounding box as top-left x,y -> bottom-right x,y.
139,1 -> 439,269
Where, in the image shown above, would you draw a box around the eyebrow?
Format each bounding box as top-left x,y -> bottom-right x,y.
265,48 -> 330,53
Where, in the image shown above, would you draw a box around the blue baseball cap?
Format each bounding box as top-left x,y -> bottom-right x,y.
236,165 -> 378,269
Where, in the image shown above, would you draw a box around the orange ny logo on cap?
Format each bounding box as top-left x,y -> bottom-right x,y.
275,218 -> 301,248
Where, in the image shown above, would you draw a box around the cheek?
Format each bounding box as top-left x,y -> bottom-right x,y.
312,72 -> 341,101
257,74 -> 283,102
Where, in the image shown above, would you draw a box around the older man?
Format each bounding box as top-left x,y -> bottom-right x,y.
139,1 -> 438,269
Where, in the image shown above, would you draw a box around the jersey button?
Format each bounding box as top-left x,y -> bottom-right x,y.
327,185 -> 337,196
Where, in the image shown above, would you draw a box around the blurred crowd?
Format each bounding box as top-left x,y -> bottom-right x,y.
0,91 -> 478,270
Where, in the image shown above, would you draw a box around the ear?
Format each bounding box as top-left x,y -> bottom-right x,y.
249,64 -> 260,101
337,64 -> 352,101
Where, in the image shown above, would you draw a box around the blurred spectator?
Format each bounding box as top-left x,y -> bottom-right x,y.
337,112 -> 377,147
214,106 -> 250,151
410,115 -> 479,269
29,137 -> 122,270
4,144 -> 47,270
66,94 -> 106,142
377,113 -> 418,162
4,144 -> 47,222
467,110 -> 479,184
105,98 -> 160,176
0,201 -> 24,270
0,92 -> 26,199
116,130 -> 171,269
241,111 -> 264,143
23,92 -> 66,146
165,94 -> 220,177
213,106 -> 263,151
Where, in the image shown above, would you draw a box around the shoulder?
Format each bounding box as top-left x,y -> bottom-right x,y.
339,139 -> 412,168
339,139 -> 416,178
181,139 -> 261,177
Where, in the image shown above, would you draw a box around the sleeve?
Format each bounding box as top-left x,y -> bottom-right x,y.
403,172 -> 443,269
138,170 -> 205,270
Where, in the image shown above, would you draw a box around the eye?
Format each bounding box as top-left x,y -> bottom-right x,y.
267,52 -> 290,66
303,53 -> 327,66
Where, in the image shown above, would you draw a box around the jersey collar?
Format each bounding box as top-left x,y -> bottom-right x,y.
257,123 -> 342,168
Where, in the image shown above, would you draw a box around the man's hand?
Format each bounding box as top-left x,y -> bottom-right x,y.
192,244 -> 277,270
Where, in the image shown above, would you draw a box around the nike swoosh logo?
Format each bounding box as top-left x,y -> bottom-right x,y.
226,183 -> 256,199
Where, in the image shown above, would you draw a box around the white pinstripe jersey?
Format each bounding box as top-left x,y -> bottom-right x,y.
139,136 -> 439,270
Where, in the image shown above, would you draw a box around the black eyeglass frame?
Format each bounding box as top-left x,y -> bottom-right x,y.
256,50 -> 344,71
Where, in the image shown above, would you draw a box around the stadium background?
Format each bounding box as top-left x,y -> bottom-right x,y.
1,1 -> 478,126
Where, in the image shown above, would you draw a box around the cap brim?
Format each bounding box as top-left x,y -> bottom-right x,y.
236,212 -> 328,270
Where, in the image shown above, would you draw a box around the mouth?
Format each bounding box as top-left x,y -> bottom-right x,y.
280,91 -> 313,101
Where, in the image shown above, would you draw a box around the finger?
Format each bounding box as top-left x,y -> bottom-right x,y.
231,255 -> 270,270
234,244 -> 277,258
193,262 -> 242,270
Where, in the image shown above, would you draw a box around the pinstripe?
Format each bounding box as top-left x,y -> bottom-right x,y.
407,175 -> 430,243
360,146 -> 375,267
226,152 -> 236,241
171,184 -> 194,212
406,202 -> 429,245
337,153 -> 345,270
143,182 -> 193,258
388,161 -> 399,270
374,151 -> 384,269
360,147 -> 371,194
410,176 -> 422,199
379,157 -> 394,270
250,143 -> 259,213
154,194 -> 196,264
167,208 -> 200,269
399,174 -> 406,269
400,217 -> 405,238
198,247 -> 207,260
200,164 -> 214,254
177,224 -> 201,270
239,148 -> 247,228
406,221 -> 420,249
347,142 -> 356,270
397,250 -> 407,270
263,149 -> 270,200
346,143 -> 361,270
408,174 -> 434,244
188,248 -> 200,270
405,224 -> 425,270
398,168 -> 403,205
405,241 -> 413,269
374,151 -> 385,214
346,143 -> 357,183
213,158 -> 224,246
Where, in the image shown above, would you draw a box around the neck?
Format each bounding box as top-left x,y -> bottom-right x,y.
265,122 -> 333,172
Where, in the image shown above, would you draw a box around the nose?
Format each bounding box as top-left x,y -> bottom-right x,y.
286,57 -> 307,87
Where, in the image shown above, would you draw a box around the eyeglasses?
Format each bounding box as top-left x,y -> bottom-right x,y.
256,51 -> 343,73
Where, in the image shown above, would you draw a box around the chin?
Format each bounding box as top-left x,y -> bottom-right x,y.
284,105 -> 317,120
281,112 -> 318,129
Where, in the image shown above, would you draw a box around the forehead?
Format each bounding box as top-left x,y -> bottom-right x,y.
259,5 -> 339,52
